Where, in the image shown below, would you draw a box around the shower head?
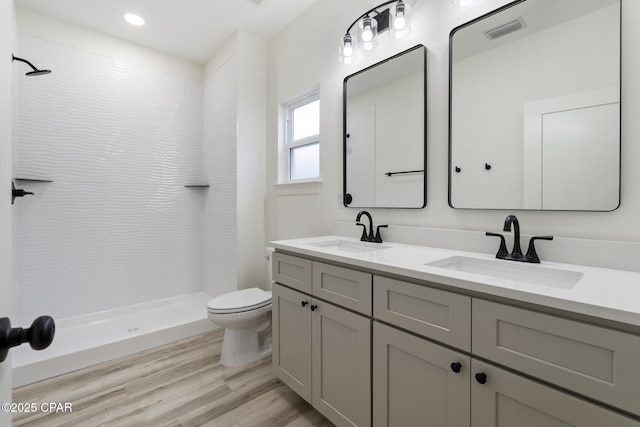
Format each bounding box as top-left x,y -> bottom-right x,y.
25,69 -> 52,76
12,54 -> 52,76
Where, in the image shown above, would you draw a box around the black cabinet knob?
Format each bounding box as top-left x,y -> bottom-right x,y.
310,304 -> 318,311
301,301 -> 308,307
450,362 -> 462,373
475,372 -> 487,384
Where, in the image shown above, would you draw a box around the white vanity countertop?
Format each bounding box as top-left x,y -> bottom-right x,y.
271,235 -> 640,329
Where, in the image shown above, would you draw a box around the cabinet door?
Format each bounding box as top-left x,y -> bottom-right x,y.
373,322 -> 470,427
272,283 -> 312,402
471,360 -> 640,427
312,299 -> 371,427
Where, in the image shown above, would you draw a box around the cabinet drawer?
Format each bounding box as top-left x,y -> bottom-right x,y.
312,262 -> 372,315
373,276 -> 471,351
272,252 -> 312,293
473,299 -> 640,417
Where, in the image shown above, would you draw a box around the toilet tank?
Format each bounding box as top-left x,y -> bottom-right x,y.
265,247 -> 274,291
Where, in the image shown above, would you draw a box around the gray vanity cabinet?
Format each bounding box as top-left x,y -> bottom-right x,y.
372,276 -> 640,427
271,253 -> 372,427
273,251 -> 640,427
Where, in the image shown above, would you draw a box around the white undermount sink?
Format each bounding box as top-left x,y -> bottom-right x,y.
427,256 -> 583,289
307,239 -> 391,254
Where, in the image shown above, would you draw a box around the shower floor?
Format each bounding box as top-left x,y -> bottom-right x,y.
12,292 -> 216,388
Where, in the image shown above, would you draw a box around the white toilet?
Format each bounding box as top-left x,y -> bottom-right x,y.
207,248 -> 274,367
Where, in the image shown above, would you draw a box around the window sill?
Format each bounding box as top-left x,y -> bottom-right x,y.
274,180 -> 322,196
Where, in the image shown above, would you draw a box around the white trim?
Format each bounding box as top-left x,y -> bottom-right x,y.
274,180 -> 322,196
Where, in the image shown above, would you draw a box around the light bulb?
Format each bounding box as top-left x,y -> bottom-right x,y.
339,34 -> 357,64
342,34 -> 354,57
362,41 -> 374,51
394,2 -> 406,30
361,17 -> 373,42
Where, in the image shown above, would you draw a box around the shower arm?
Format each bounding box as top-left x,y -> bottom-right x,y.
12,54 -> 51,75
12,54 -> 39,72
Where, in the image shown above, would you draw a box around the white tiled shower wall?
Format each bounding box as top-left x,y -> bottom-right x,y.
12,36 -> 205,325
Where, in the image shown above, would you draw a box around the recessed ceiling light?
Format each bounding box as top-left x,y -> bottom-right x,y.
452,0 -> 475,6
123,13 -> 145,26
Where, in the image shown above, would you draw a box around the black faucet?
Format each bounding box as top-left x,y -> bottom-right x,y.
356,211 -> 374,242
503,214 -> 523,260
486,215 -> 553,263
355,211 -> 387,243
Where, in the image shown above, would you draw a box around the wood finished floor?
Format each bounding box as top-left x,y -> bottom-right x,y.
12,329 -> 333,427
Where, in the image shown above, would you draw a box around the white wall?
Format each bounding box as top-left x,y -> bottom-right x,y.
203,31 -> 267,297
203,42 -> 238,298
236,32 -> 267,289
13,15 -> 204,324
267,0 -> 640,248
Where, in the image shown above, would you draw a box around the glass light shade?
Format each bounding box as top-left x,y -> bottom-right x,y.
360,39 -> 378,51
339,34 -> 358,64
358,16 -> 378,44
390,1 -> 411,39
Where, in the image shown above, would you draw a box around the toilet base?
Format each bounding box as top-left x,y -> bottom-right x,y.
220,327 -> 272,368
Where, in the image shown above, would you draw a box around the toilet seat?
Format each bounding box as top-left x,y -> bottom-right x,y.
207,288 -> 272,314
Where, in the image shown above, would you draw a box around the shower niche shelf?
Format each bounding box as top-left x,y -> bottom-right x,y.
184,184 -> 210,188
14,178 -> 53,183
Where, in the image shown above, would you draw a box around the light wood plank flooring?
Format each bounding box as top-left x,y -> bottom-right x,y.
13,329 -> 333,427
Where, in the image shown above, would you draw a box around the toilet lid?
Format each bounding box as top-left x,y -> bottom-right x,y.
207,288 -> 272,314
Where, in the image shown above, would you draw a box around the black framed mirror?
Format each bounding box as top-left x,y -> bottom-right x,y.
343,44 -> 427,209
449,0 -> 620,211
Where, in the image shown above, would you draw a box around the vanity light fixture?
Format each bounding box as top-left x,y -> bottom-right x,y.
123,12 -> 145,26
339,0 -> 412,64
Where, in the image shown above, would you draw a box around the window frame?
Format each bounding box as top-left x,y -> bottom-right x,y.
285,91 -> 320,182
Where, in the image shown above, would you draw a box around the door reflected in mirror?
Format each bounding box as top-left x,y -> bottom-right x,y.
449,0 -> 620,211
344,45 -> 426,209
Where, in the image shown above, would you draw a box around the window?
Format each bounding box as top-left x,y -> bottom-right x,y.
285,92 -> 320,181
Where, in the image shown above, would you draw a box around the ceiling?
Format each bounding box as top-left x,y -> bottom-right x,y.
15,0 -> 318,64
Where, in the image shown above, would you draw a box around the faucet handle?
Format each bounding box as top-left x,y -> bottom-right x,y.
374,225 -> 388,243
525,236 -> 553,263
356,223 -> 368,242
486,232 -> 509,259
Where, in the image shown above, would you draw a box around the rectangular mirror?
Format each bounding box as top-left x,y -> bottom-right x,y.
449,0 -> 620,211
344,44 -> 426,209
